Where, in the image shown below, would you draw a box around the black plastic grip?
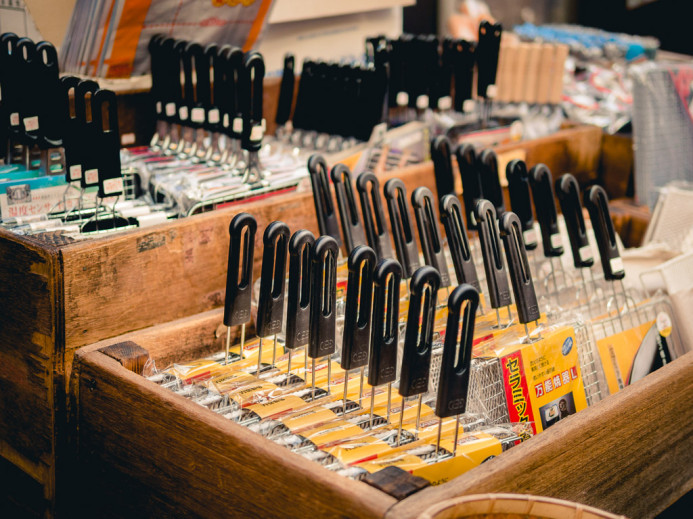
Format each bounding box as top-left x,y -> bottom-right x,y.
440,195 -> 480,291
341,246 -> 377,371
399,266 -> 441,398
500,212 -> 540,324
556,174 -> 594,269
431,135 -> 456,198
529,164 -> 563,258
309,236 -> 339,359
92,89 -> 123,198
455,143 -> 481,230
224,213 -> 257,327
476,20 -> 502,98
506,159 -> 537,251
584,185 -> 625,281
411,187 -> 451,287
435,284 -> 479,419
356,172 -> 394,261
307,154 -> 342,245
240,51 -> 265,151
286,230 -> 315,350
256,221 -> 290,338
276,54 -> 295,126
384,178 -> 421,279
475,199 -> 511,309
331,163 -> 367,254
368,259 -> 403,387
479,149 -> 505,217
222,46 -> 244,138
75,80 -> 100,189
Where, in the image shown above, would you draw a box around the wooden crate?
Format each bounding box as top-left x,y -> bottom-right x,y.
69,310 -> 693,518
0,124 -> 604,514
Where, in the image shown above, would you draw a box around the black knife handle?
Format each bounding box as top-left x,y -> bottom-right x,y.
506,159 -> 537,250
529,163 -> 563,258
331,163 -> 367,254
384,178 -> 421,279
455,142 -> 481,230
286,230 -> 315,350
257,221 -> 290,338
221,46 -> 244,138
240,51 -> 265,151
309,236 -> 340,359
399,266 -> 441,398
368,258 -> 403,387
556,174 -> 594,269
431,135 -> 456,198
440,194 -> 480,291
500,212 -> 540,324
92,89 -> 123,198
476,20 -> 502,99
224,213 -> 257,327
475,199 -> 511,309
341,246 -> 377,370
479,149 -> 505,217
411,186 -> 451,287
584,185 -> 625,281
356,172 -> 394,261
75,79 -> 100,189
307,154 -> 342,245
436,284 -> 479,418
276,54 -> 295,126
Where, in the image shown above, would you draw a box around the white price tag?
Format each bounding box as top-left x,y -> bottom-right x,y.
85,169 -> 99,185
396,91 -> 409,107
165,103 -> 176,117
437,96 -> 452,111
208,108 -> 220,124
578,245 -> 593,263
250,124 -> 263,142
10,112 -> 19,126
233,117 -> 243,133
550,233 -> 562,249
22,116 -> 38,132
191,107 -> 205,123
416,95 -> 429,109
523,228 -> 537,245
103,177 -> 124,195
69,165 -> 82,180
223,113 -> 230,128
156,101 -> 162,114
178,106 -> 189,121
610,257 -> 624,274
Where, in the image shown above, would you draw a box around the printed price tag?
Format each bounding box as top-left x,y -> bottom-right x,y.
550,233 -> 562,248
156,101 -> 162,114
85,169 -> 99,185
578,245 -> 593,263
610,257 -> 624,274
233,117 -> 243,133
24,116 -> 39,131
179,106 -> 189,121
69,165 -> 83,180
191,107 -> 205,123
10,112 -> 19,126
250,124 -> 263,142
208,108 -> 220,124
103,177 -> 124,195
165,103 -> 176,117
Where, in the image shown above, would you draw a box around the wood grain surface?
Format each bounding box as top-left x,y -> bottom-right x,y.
72,349 -> 395,518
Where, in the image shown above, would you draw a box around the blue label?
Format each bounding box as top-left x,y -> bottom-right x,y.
562,336 -> 573,356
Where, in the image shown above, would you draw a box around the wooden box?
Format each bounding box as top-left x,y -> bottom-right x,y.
69,310 -> 693,518
0,124 -> 604,514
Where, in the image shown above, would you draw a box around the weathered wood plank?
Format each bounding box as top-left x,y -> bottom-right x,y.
0,231 -> 57,480
388,351 -> 693,519
74,349 -> 395,519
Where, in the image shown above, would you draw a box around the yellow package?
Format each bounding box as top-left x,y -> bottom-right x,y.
355,431 -> 502,485
596,316 -> 672,394
476,325 -> 588,435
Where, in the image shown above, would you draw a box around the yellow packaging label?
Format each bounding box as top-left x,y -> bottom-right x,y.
304,421 -> 364,448
497,326 -> 588,434
356,432 -> 501,485
596,320 -> 655,394
247,395 -> 309,420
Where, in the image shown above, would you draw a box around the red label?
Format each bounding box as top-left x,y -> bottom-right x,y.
501,352 -> 536,434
